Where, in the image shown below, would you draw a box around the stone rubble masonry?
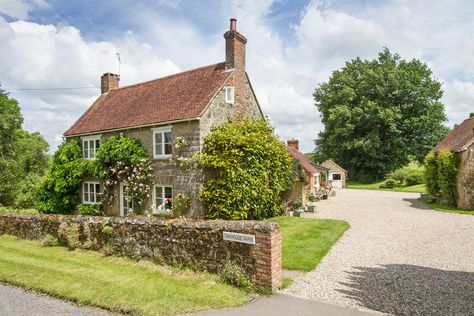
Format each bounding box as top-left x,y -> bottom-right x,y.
0,214 -> 283,292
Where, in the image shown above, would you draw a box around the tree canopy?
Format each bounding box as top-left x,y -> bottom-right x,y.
314,48 -> 449,181
0,87 -> 49,207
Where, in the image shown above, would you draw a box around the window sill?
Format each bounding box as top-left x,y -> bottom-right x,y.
153,155 -> 173,160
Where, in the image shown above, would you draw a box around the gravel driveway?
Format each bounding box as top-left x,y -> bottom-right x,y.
283,189 -> 474,315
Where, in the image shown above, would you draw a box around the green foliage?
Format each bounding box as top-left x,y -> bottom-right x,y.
219,261 -> 252,292
96,136 -> 153,213
387,161 -> 425,186
437,150 -> 458,205
314,48 -> 449,181
35,141 -> 90,214
379,178 -> 398,189
200,118 -> 293,220
172,193 -> 191,217
78,204 -> 103,216
424,150 -> 458,206
307,193 -> 317,202
424,152 -> 439,195
405,173 -> 423,186
95,136 -> 148,167
0,88 -> 49,208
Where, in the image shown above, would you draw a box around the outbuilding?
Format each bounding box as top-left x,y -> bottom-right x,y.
322,159 -> 347,189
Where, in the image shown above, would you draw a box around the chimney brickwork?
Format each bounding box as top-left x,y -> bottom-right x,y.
287,139 -> 299,150
224,18 -> 248,115
101,73 -> 120,94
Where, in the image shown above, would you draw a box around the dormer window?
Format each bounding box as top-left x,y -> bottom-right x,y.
82,135 -> 101,159
225,86 -> 234,104
153,126 -> 172,159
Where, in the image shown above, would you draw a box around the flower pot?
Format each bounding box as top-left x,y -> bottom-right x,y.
293,209 -> 304,217
307,205 -> 316,213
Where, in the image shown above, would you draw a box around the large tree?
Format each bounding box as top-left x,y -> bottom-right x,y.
0,87 -> 49,207
314,48 -> 449,182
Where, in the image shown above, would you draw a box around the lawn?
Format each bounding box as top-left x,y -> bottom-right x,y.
0,235 -> 246,316
419,196 -> 474,215
0,206 -> 38,214
347,181 -> 426,193
269,216 -> 349,272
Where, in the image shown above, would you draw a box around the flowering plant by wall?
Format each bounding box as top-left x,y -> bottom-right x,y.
172,193 -> 191,216
96,136 -> 154,213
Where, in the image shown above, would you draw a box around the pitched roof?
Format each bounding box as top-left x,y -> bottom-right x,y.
433,117 -> 474,152
64,62 -> 231,136
322,159 -> 347,173
287,146 -> 327,174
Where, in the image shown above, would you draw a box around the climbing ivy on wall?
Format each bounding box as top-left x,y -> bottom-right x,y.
424,150 -> 458,206
35,136 -> 153,214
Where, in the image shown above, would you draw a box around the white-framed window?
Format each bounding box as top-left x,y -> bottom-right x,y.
82,135 -> 101,159
83,182 -> 100,204
153,185 -> 173,211
120,183 -> 133,216
153,127 -> 172,159
225,86 -> 234,104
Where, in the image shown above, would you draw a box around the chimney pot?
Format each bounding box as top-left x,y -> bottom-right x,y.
287,139 -> 299,150
230,18 -> 237,31
101,72 -> 120,94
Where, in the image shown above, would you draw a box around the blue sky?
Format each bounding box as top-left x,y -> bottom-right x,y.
0,0 -> 473,153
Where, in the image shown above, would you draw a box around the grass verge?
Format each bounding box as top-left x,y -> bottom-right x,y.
419,196 -> 474,215
269,216 -> 349,271
0,235 -> 246,315
0,207 -> 38,214
347,181 -> 426,193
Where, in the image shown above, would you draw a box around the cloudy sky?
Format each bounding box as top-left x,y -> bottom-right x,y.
0,0 -> 473,153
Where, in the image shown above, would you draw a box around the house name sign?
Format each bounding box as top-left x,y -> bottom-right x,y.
223,231 -> 256,245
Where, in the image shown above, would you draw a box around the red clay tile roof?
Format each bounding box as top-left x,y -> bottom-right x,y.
287,146 -> 327,174
433,117 -> 474,152
64,62 -> 231,136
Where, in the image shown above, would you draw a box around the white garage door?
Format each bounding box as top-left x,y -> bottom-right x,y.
331,173 -> 343,189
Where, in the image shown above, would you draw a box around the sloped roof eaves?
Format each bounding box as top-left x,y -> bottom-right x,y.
64,63 -> 230,137
287,146 -> 318,174
433,117 -> 474,153
322,159 -> 347,173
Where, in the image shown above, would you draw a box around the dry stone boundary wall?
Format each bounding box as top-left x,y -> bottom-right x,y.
0,214 -> 282,291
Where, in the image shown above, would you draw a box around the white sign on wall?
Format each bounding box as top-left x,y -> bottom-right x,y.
223,231 -> 256,245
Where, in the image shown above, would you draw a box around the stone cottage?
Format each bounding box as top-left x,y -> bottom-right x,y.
286,139 -> 328,205
64,19 -> 263,217
433,115 -> 474,209
322,159 -> 347,189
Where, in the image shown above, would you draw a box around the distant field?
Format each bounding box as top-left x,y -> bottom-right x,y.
347,181 -> 426,193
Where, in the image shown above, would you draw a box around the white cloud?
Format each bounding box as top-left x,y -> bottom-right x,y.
1,0 -> 473,154
0,0 -> 49,19
0,19 -> 180,151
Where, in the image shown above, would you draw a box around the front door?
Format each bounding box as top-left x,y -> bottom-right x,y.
120,183 -> 133,216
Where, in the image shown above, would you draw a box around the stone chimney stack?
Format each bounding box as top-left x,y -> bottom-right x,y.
224,18 -> 247,71
287,139 -> 299,150
101,73 -> 120,94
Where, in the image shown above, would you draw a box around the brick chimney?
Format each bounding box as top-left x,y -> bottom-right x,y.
287,139 -> 299,150
101,73 -> 120,94
224,18 -> 247,71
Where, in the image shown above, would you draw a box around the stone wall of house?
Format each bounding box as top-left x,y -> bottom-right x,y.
74,120 -> 205,218
456,143 -> 474,209
199,72 -> 263,144
0,214 -> 282,291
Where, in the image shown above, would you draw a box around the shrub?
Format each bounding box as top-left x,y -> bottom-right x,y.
66,223 -> 81,250
405,173 -> 423,186
379,178 -> 397,189
78,204 -> 103,216
40,234 -> 59,247
437,150 -> 457,205
200,118 -> 293,220
35,141 -> 94,214
307,193 -> 317,202
424,152 -> 439,195
387,161 -> 425,185
219,261 -> 252,292
172,193 -> 191,217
